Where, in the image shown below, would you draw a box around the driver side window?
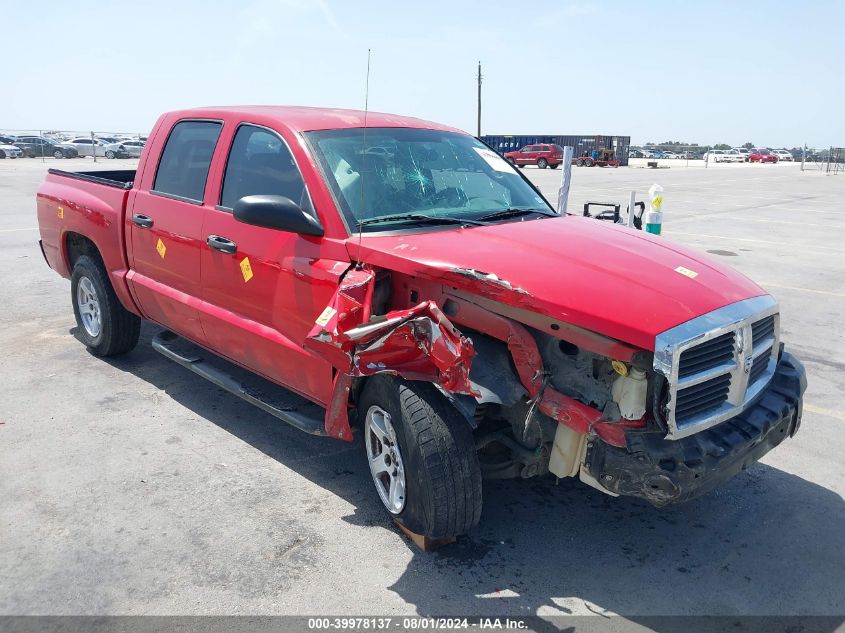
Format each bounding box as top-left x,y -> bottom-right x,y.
220,124 -> 312,213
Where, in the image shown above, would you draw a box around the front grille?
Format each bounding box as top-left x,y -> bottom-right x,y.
678,331 -> 735,378
749,347 -> 772,385
654,296 -> 780,440
752,315 -> 775,346
676,374 -> 731,422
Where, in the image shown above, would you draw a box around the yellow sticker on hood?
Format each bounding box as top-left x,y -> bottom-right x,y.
674,266 -> 698,278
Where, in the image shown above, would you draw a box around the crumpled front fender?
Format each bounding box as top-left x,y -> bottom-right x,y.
304,266 -> 477,440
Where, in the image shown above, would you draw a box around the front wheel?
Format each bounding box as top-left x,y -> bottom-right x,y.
53,150 -> 64,159
359,376 -> 482,539
549,162 -> 559,169
537,158 -> 548,169
71,255 -> 140,356
105,150 -> 115,159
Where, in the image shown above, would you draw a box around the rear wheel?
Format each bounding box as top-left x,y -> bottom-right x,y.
506,157 -> 516,166
359,375 -> 482,539
53,150 -> 64,159
576,158 -> 585,166
537,158 -> 548,169
71,255 -> 140,356
584,158 -> 594,167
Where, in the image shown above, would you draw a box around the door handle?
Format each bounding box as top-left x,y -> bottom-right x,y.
207,234 -> 237,255
131,214 -> 153,229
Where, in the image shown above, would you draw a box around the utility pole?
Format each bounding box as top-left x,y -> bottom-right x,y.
476,61 -> 482,138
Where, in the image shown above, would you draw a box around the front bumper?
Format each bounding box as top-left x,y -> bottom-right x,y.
585,351 -> 807,506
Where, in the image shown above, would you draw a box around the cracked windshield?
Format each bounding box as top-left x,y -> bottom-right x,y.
306,127 -> 552,231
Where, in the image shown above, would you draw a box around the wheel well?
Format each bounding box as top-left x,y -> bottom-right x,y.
65,232 -> 103,271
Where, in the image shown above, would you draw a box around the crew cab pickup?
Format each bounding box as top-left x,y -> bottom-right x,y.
36,106 -> 807,540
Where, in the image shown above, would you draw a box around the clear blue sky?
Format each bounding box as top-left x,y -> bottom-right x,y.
4,0 -> 843,147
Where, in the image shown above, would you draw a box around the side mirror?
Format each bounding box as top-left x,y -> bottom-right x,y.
233,195 -> 324,237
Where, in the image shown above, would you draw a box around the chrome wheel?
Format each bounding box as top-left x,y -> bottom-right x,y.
76,276 -> 102,337
365,405 -> 406,514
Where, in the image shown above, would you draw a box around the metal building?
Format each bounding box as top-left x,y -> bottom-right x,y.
480,134 -> 631,166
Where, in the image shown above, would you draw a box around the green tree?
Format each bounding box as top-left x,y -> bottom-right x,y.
714,143 -> 732,150
742,142 -> 754,149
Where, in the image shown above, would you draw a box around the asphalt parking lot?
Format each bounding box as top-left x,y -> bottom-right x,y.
0,157 -> 843,619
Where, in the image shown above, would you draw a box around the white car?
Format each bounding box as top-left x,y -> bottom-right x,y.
103,139 -> 146,159
0,143 -> 23,159
703,150 -> 740,163
61,137 -> 111,157
661,151 -> 679,159
733,148 -> 752,162
772,149 -> 794,162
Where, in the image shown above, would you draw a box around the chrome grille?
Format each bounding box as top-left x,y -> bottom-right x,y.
678,331 -> 735,378
654,296 -> 780,440
675,373 -> 731,420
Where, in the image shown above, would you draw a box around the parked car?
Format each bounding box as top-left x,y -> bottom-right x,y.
749,148 -> 779,163
703,149 -> 738,163
629,149 -> 646,159
35,106 -> 807,540
772,149 -> 794,162
725,150 -> 747,163
0,142 -> 22,159
503,143 -> 564,169
733,148 -> 752,162
660,151 -> 679,159
0,134 -> 18,145
61,137 -> 110,157
103,139 -> 145,159
14,136 -> 79,159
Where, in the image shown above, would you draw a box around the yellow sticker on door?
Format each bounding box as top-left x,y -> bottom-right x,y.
57,206 -> 64,219
156,238 -> 166,259
240,257 -> 254,282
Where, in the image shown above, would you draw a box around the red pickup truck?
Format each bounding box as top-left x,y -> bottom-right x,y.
36,106 -> 806,540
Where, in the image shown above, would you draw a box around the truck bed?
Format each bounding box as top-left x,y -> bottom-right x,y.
47,168 -> 136,189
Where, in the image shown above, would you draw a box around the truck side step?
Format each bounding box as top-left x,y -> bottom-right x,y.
151,330 -> 328,436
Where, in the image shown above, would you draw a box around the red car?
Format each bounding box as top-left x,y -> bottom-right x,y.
504,143 -> 564,169
36,106 -> 806,540
749,148 -> 779,163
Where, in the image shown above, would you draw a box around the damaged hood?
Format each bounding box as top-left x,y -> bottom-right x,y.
350,216 -> 767,350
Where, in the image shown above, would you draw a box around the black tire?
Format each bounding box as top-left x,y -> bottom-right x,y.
0,151 -> 6,159
537,158 -> 548,169
576,158 -> 585,166
53,149 -> 64,159
71,255 -> 140,356
550,162 -> 559,169
105,150 -> 115,159
359,375 -> 482,539
585,158 -> 594,167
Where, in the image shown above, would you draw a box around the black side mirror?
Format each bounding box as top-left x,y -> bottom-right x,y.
233,195 -> 324,237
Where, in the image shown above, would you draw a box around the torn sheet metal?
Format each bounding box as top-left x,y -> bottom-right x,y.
481,312 -> 628,448
306,267 -> 477,440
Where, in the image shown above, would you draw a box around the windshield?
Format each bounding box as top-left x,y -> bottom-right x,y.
305,128 -> 553,232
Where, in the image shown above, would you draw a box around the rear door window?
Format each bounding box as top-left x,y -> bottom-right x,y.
153,120 -> 222,203
219,124 -> 311,212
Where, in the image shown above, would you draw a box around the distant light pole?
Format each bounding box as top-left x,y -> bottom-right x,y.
476,61 -> 482,138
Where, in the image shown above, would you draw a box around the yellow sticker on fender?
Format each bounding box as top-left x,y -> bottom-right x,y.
674,266 -> 698,278
156,238 -> 166,259
315,306 -> 337,327
57,206 -> 64,219
240,257 -> 254,282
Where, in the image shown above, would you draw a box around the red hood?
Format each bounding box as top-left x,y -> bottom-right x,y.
349,216 -> 767,350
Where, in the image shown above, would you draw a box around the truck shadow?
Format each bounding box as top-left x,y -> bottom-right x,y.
102,324 -> 845,624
